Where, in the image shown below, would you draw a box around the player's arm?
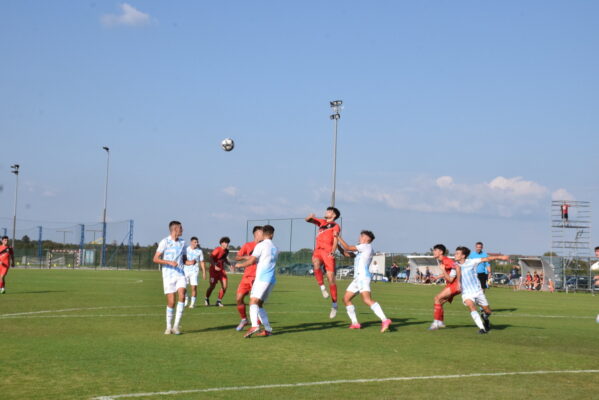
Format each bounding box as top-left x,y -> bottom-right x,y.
10,248 -> 15,267
331,232 -> 339,256
455,264 -> 462,291
335,232 -> 358,252
305,213 -> 316,223
200,260 -> 206,280
152,251 -> 177,267
479,255 -> 509,263
236,255 -> 257,269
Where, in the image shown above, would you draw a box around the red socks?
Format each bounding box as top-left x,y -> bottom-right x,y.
434,303 -> 444,321
330,284 -> 338,303
218,288 -> 226,300
314,267 -> 324,286
237,303 -> 247,319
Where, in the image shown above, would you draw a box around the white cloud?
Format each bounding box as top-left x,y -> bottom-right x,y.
551,188 -> 575,201
222,186 -> 239,197
101,3 -> 152,27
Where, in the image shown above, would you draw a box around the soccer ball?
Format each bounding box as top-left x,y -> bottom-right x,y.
221,138 -> 234,152
590,261 -> 599,272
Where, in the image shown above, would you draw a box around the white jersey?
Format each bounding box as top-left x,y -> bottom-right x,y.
157,236 -> 186,277
252,238 -> 278,284
353,243 -> 374,279
459,258 -> 484,295
184,246 -> 204,273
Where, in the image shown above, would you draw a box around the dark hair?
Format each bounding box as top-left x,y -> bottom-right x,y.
1,236 -> 8,240
169,221 -> 181,229
456,246 -> 471,258
190,236 -> 198,242
476,241 -> 484,247
433,244 -> 447,255
361,230 -> 375,241
252,226 -> 263,234
262,225 -> 275,236
220,237 -> 230,244
595,246 -> 599,252
327,206 -> 341,220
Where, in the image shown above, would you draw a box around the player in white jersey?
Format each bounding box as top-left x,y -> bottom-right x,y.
183,236 -> 206,308
454,246 -> 509,334
336,230 -> 392,333
153,221 -> 187,335
235,224 -> 278,338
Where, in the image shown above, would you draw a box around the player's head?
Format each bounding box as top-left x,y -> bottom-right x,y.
252,226 -> 264,241
219,237 -> 230,248
262,225 -> 275,239
475,242 -> 483,252
325,206 -> 341,221
432,244 -> 447,258
455,246 -> 471,261
595,246 -> 599,257
360,230 -> 375,243
190,236 -> 199,248
1,236 -> 8,245
168,221 -> 182,236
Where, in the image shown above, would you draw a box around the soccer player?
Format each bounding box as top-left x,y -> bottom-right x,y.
336,230 -> 392,333
152,221 -> 187,335
454,246 -> 509,334
305,207 -> 341,318
0,236 -> 15,294
233,226 -> 263,331
235,224 -> 278,338
470,242 -> 491,291
183,237 -> 206,309
205,236 -> 231,307
428,244 -> 461,330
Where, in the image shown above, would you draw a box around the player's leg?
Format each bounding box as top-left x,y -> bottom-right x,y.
216,276 -> 228,307
0,270 -> 7,294
235,280 -> 250,331
464,298 -> 486,332
323,255 -> 338,317
343,285 -> 360,328
430,287 -> 452,330
312,254 -> 328,298
205,275 -> 217,305
245,281 -> 273,338
188,271 -> 198,308
360,289 -> 392,332
164,289 -> 176,334
172,282 -> 186,334
255,286 -> 274,336
184,274 -> 190,306
478,296 -> 492,331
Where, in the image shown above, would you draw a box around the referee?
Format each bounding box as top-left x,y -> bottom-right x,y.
471,242 -> 491,290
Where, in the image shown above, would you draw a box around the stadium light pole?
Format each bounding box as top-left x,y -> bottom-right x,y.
100,147 -> 110,267
329,100 -> 342,207
10,164 -> 20,248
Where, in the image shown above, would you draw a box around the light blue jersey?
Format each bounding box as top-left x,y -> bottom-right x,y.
184,246 -> 204,274
459,258 -> 483,295
469,251 -> 490,274
157,236 -> 185,277
353,243 -> 374,279
252,238 -> 278,284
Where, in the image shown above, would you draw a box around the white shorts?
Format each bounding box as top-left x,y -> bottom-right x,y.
184,268 -> 199,286
462,290 -> 489,307
250,280 -> 275,302
162,273 -> 187,295
346,277 -> 371,294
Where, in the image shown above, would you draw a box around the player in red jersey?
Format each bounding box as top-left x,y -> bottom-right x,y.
305,207 -> 341,318
232,226 -> 264,331
428,244 -> 461,330
0,236 -> 14,294
205,236 -> 231,307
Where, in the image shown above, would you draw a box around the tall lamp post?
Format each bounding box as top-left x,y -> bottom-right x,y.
100,147 -> 110,267
329,100 -> 342,207
10,164 -> 20,248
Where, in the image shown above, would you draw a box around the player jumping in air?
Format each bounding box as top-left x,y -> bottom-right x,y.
152,221 -> 187,335
205,236 -> 231,307
0,236 -> 15,294
336,230 -> 392,333
454,246 -> 509,334
235,224 -> 278,338
428,244 -> 461,330
306,207 -> 341,318
233,226 -> 263,331
183,237 -> 206,309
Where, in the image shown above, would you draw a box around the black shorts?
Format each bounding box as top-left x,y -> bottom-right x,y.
477,273 -> 488,289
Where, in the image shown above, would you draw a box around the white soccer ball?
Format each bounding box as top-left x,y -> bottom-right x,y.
221,138 -> 235,152
590,261 -> 599,272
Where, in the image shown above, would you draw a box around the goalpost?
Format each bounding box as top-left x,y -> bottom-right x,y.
46,249 -> 81,269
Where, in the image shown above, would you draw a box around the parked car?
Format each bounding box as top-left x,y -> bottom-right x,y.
492,273 -> 510,285
566,276 -> 590,290
397,271 -> 408,280
337,266 -> 354,278
280,263 -> 313,276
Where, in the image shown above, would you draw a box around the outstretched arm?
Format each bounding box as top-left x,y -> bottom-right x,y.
236,256 -> 257,269
479,255 -> 510,263
335,232 -> 358,252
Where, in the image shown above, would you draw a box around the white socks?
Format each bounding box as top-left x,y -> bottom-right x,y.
173,302 -> 184,328
250,304 -> 260,328
258,307 -> 272,331
346,304 -> 359,324
166,306 -> 174,329
320,285 -> 326,291
370,302 -> 387,321
471,311 -> 485,330
190,296 -> 196,307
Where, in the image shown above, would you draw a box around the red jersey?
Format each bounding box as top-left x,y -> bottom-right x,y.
238,241 -> 258,278
211,246 -> 229,270
441,256 -> 457,285
309,217 -> 340,252
0,245 -> 13,268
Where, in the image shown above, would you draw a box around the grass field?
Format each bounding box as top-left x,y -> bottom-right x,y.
1,269 -> 598,400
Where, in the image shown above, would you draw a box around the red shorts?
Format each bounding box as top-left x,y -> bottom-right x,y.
209,268 -> 227,284
0,265 -> 9,276
236,275 -> 255,296
313,248 -> 336,272
446,281 -> 461,303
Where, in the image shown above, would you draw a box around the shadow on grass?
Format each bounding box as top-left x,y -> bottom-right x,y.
274,320 -> 345,335
185,324 -> 239,333
16,290 -> 67,294
493,308 -> 518,313
444,323 -> 515,331
359,317 -> 425,331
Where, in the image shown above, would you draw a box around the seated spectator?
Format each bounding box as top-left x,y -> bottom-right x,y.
548,279 -> 555,293
533,271 -> 541,290
525,272 -> 533,290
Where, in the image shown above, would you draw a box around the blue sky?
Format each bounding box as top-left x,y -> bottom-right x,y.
1,1 -> 597,254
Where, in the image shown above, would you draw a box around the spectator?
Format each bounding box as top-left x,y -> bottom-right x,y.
525,272 -> 533,290
424,267 -> 432,284
509,265 -> 520,291
533,271 -> 541,290
390,262 -> 399,282
405,265 -> 411,282
548,279 -> 555,293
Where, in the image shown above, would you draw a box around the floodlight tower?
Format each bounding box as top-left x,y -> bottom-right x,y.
10,164 -> 19,248
329,100 -> 342,207
100,146 -> 110,267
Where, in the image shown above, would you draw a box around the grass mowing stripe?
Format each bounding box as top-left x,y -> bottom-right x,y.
91,369 -> 599,399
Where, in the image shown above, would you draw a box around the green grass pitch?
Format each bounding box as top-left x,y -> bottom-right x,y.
1,269 -> 598,399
